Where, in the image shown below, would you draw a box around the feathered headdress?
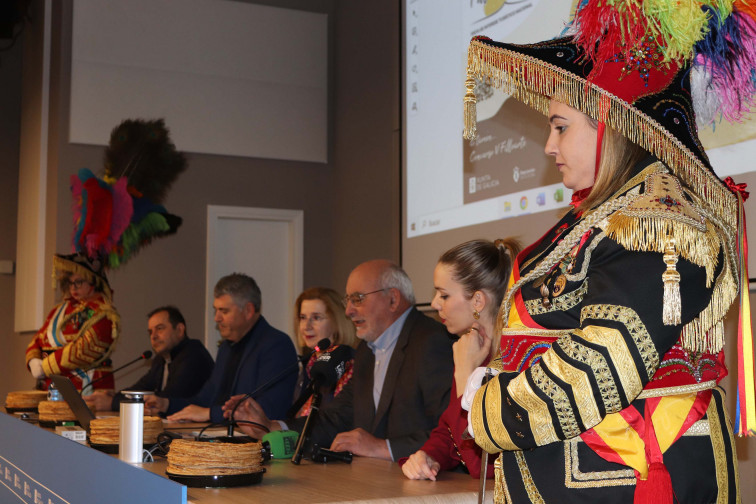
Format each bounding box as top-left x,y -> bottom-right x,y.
56,119 -> 187,295
462,1 -> 755,436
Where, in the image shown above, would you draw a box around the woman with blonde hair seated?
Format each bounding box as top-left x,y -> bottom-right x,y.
289,287 -> 358,418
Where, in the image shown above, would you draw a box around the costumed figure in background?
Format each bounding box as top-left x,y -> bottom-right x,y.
289,287 -> 358,419
400,238 -> 519,481
460,1 -> 756,503
26,119 -> 186,394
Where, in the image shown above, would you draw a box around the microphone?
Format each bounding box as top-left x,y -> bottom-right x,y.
297,338 -> 332,363
308,344 -> 352,389
311,444 -> 353,464
227,339 -> 332,436
285,340 -> 346,418
80,350 -> 153,394
291,343 -> 351,465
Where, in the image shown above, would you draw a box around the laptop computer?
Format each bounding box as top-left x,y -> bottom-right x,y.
49,374 -> 96,432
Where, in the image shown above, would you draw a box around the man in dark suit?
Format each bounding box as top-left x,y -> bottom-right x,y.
146,273 -> 298,423
228,260 -> 454,461
84,305 -> 214,413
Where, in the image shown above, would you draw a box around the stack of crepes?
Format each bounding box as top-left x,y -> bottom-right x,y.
38,400 -> 79,423
5,390 -> 48,411
88,416 -> 164,445
166,439 -> 263,476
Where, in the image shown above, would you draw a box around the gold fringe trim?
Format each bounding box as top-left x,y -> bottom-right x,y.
603,215 -> 721,287
662,238 -> 682,326
465,39 -> 739,232
603,207 -> 737,352
463,71 -> 477,140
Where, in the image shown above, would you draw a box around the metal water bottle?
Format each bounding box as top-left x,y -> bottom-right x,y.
119,391 -> 145,463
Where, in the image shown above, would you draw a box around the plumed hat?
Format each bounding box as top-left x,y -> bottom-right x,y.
55,119 -> 187,299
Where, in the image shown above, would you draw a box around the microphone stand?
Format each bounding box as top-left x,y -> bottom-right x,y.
80,352 -> 152,394
227,339 -> 331,437
291,387 -> 322,464
227,360 -> 303,436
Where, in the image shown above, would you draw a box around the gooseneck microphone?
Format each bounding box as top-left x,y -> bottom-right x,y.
227,339 -> 332,437
79,350 -> 153,394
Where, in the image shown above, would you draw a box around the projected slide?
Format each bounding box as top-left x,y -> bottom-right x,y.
405,1 -> 576,238
404,0 -> 756,240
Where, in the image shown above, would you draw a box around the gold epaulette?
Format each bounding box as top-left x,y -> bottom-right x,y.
600,170 -> 737,353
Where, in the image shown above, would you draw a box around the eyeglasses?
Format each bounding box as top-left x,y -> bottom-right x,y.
298,313 -> 328,324
342,289 -> 388,307
69,279 -> 90,288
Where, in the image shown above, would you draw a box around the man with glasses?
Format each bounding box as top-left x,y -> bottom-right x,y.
226,260 -> 454,461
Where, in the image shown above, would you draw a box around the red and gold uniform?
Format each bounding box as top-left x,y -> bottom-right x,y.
25,293 -> 119,392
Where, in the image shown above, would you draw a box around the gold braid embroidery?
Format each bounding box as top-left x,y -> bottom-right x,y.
501,328 -> 571,339
508,373 -> 560,446
580,304 -> 659,380
531,364 -> 580,438
472,377 -> 518,453
580,325 -> 643,406
526,279 -> 589,316
562,419 -> 712,490
707,389 -> 729,504
559,333 -> 622,412
565,232 -> 606,282
541,351 -> 602,430
564,437 -> 635,488
515,451 -> 546,504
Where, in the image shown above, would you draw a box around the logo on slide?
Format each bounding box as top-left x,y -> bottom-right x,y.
469,177 -> 477,194
504,200 -> 511,212
536,193 -> 546,206
513,167 -> 520,183
520,196 -> 528,210
554,188 -> 564,203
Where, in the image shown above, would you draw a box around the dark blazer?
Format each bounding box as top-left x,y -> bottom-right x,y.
297,307 -> 454,460
110,337 -> 214,412
168,315 -> 298,423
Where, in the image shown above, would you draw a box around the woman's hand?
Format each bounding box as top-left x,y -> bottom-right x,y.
453,323 -> 491,396
402,450 -> 441,480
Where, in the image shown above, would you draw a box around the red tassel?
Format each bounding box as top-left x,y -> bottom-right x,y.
634,462 -> 673,504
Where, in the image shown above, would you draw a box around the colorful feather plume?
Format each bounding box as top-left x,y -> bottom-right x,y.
570,0 -> 756,128
71,119 -> 186,269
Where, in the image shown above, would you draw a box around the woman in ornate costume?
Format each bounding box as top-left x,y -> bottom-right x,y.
460,2 -> 756,503
290,287 -> 358,418
26,254 -> 119,392
401,239 -> 518,481
25,119 -> 186,394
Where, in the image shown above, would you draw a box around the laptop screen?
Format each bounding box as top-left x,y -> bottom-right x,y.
49,375 -> 96,431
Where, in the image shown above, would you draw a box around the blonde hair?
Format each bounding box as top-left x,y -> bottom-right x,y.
294,287 -> 357,353
438,238 -> 520,319
575,120 -> 648,212
439,238 -> 520,358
